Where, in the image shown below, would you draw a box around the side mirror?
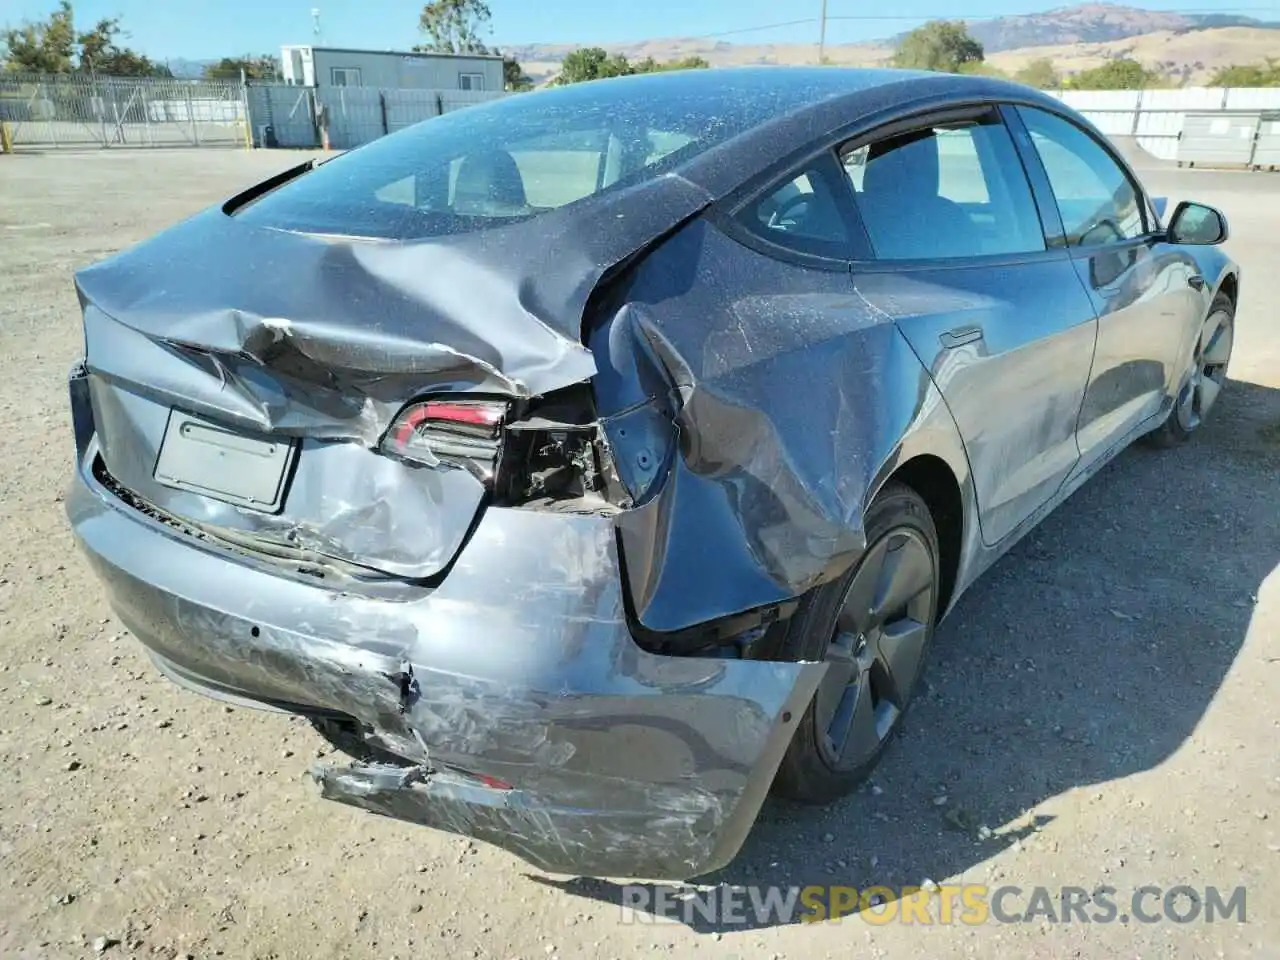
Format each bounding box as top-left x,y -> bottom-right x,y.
1167,201 -> 1228,245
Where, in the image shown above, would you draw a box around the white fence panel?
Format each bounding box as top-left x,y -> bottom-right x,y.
1056,90 -> 1143,112
1141,88 -> 1228,110
1224,88 -> 1280,110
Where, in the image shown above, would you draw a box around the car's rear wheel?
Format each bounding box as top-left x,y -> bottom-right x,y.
772,482 -> 939,804
1146,291 -> 1234,447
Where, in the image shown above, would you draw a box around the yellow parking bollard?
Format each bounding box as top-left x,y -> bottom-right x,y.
0,122 -> 13,155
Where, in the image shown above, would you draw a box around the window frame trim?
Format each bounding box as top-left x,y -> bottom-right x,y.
1008,102 -> 1158,254
720,101 -> 1078,271
715,94 -> 1159,272
1001,104 -> 1068,247
835,104 -> 1055,268
458,71 -> 485,91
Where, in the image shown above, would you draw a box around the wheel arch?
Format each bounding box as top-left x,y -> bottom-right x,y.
1215,269 -> 1238,308
886,454 -> 964,620
863,368 -> 980,622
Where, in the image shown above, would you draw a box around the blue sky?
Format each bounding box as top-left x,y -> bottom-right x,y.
0,0 -> 1273,59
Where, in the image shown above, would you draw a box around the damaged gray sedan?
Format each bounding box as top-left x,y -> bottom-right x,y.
67,68 -> 1238,880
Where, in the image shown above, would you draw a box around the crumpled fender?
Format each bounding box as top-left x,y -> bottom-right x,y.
591,216 -> 968,632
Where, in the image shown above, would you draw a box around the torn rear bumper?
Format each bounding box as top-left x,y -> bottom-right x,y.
67,445 -> 824,880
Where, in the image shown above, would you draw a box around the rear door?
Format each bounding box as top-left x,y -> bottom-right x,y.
841,106 -> 1099,546
1010,105 -> 1201,467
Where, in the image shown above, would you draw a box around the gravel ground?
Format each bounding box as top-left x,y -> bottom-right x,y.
1,148 -> 1277,960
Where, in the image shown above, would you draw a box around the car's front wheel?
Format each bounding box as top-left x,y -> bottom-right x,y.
1146,291 -> 1235,447
771,482 -> 940,804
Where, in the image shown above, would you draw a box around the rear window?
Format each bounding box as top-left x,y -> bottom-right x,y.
235,76 -> 809,241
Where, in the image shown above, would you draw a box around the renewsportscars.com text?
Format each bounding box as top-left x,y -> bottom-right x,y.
619,884 -> 1247,926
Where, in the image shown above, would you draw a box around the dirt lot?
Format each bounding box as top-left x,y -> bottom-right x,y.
1,148 -> 1277,960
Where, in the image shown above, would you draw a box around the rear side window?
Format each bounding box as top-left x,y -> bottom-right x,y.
742,164 -> 850,254
233,74 -> 841,241
1017,107 -> 1146,247
842,116 -> 1046,260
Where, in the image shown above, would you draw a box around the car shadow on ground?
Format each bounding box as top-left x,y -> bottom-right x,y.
530,377 -> 1280,932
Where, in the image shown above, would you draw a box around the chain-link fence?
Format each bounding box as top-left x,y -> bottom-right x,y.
0,73 -> 248,149
0,73 -> 506,152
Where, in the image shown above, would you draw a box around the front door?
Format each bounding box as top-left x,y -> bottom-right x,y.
1012,105 -> 1200,466
840,108 -> 1099,545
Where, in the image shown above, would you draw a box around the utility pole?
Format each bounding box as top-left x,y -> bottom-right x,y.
818,0 -> 828,65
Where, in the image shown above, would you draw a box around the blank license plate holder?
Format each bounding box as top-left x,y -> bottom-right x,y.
153,410 -> 297,512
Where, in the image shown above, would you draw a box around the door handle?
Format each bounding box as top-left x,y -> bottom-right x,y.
939,326 -> 984,349
1188,275 -> 1206,291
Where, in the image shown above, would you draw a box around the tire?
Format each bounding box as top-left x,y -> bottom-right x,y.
771,481 -> 940,804
1145,291 -> 1235,448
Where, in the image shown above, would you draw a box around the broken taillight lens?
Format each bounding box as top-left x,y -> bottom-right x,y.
382,399 -> 508,483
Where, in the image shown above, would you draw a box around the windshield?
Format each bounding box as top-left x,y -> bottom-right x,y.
234,71 -> 852,240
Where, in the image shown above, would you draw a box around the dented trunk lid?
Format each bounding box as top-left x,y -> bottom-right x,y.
74,176 -> 712,579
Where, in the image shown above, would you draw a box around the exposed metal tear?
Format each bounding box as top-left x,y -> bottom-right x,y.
385,660 -> 419,715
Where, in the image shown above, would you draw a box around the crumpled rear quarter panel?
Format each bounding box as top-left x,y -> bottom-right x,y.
592,217 -> 938,632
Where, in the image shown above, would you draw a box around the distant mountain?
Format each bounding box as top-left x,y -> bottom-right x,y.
960,3 -> 1279,52
987,25 -> 1280,84
1188,13 -> 1280,30
962,3 -> 1191,52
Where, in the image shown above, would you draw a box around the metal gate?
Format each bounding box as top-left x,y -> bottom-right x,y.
0,73 -> 247,149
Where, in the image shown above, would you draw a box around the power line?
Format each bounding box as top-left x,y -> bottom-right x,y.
701,18 -> 820,39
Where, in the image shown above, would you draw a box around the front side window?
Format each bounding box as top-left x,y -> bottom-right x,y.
842,116 -> 1046,260
459,73 -> 485,91
1017,107 -> 1146,247
330,67 -> 362,87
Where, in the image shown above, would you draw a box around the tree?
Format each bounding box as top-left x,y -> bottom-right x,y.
553,48 -> 710,85
1014,58 -> 1061,89
205,55 -> 280,81
892,21 -> 984,73
501,54 -> 532,91
76,16 -> 169,76
1,3 -> 167,76
2,0 -> 76,73
1065,58 -> 1159,90
553,47 -> 634,85
633,55 -> 710,73
1209,59 -> 1280,87
418,0 -> 491,55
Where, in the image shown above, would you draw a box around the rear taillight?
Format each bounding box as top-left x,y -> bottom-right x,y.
382,399 -> 508,483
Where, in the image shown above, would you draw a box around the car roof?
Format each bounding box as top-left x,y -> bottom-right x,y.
523,66 -> 1053,129
590,67 -> 1066,198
